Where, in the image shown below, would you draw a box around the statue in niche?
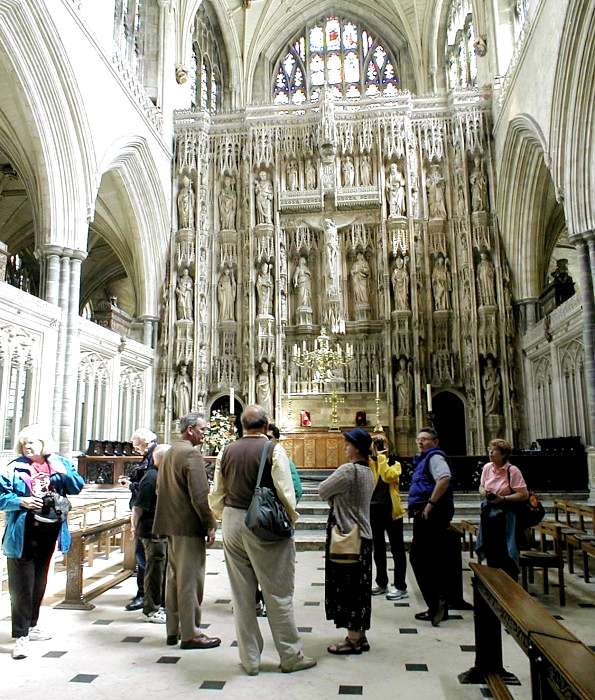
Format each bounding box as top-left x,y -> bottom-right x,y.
218,174 -> 237,230
477,251 -> 496,306
279,241 -> 288,278
395,357 -> 412,416
287,160 -> 299,191
427,165 -> 447,219
323,218 -> 340,296
483,357 -> 501,416
293,256 -> 312,312
387,163 -> 406,218
342,155 -> 355,187
391,255 -> 410,310
455,176 -> 467,217
174,363 -> 192,418
409,173 -> 419,218
351,252 -> 370,307
176,268 -> 194,320
256,261 -> 274,316
360,155 -> 372,186
431,255 -> 451,310
256,360 -> 273,416
217,266 -> 236,322
177,175 -> 195,229
255,171 -> 273,224
305,158 -> 317,190
470,155 -> 487,212
320,83 -> 336,147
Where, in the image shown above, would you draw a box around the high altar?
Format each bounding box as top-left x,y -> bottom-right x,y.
159,86 -> 518,457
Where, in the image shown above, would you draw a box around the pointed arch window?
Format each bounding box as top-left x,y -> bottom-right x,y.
191,2 -> 224,113
273,16 -> 401,105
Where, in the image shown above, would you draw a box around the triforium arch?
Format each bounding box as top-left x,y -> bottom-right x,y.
247,1 -> 422,104
0,0 -> 95,252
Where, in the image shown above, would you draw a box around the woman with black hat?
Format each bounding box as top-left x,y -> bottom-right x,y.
319,427 -> 374,654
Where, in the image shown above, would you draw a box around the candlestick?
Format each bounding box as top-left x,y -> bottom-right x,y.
376,374 -> 380,400
230,387 -> 234,415
287,376 -> 291,396
426,383 -> 432,413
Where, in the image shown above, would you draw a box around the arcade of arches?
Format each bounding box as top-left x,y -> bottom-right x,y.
0,0 -> 594,696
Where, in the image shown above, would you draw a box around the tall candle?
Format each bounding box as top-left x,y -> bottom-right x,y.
426,384 -> 432,413
376,374 -> 380,400
230,387 -> 235,414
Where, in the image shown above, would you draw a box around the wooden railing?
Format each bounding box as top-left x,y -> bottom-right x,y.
55,515 -> 135,610
459,563 -> 595,699
69,498 -> 118,529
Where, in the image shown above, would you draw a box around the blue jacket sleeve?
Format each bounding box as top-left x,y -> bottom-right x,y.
56,457 -> 85,495
0,467 -> 23,512
289,459 -> 303,503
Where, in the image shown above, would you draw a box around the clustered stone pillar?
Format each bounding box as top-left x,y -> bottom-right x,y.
39,245 -> 87,453
0,241 -> 8,282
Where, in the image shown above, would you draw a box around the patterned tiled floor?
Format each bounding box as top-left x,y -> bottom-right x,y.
0,550 -> 594,699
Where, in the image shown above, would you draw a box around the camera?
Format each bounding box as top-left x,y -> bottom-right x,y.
486,491 -> 498,502
34,494 -> 60,524
373,437 -> 386,452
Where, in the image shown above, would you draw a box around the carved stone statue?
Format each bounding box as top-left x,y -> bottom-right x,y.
323,218 -> 340,296
218,174 -> 236,230
427,165 -> 447,219
320,83 -> 337,147
287,160 -> 299,191
256,261 -> 274,316
217,266 -> 236,322
395,357 -> 412,416
456,176 -> 467,217
305,158 -> 317,190
351,252 -> 370,307
255,171 -> 273,224
360,155 -> 372,186
293,256 -> 312,314
176,268 -> 194,320
387,163 -> 406,218
342,155 -> 355,187
477,251 -> 496,306
483,357 -> 501,416
391,255 -> 410,310
174,363 -> 192,418
177,175 -> 195,229
431,255 -> 451,310
256,360 -> 273,416
470,155 -> 487,212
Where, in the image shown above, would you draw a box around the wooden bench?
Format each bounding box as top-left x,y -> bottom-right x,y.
459,563 -> 595,699
580,540 -> 595,583
55,515 -> 135,610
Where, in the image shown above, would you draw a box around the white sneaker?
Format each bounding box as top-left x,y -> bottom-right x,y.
386,587 -> 408,601
12,636 -> 30,659
144,608 -> 167,624
28,626 -> 52,641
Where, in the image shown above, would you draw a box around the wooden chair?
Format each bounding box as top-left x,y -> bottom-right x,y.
519,549 -> 565,606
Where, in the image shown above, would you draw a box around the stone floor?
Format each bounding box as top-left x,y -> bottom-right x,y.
0,549 -> 594,700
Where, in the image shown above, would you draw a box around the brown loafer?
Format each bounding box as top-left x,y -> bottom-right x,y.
180,634 -> 221,650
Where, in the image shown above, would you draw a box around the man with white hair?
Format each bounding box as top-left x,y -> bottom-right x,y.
132,444 -> 170,624
124,428 -> 157,612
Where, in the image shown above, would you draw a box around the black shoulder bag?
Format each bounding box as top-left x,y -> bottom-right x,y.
507,467 -> 545,529
245,440 -> 293,541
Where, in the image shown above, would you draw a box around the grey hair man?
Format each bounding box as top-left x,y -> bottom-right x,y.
153,413 -> 220,650
210,404 -> 316,675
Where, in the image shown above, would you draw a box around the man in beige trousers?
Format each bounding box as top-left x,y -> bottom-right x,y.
210,404 -> 316,675
153,413 -> 220,650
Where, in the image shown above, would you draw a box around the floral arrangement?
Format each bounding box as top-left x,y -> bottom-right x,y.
202,410 -> 236,455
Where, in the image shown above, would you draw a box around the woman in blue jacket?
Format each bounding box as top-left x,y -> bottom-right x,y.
0,424 -> 84,659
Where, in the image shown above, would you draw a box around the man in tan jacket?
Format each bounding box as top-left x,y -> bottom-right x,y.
153,413 -> 220,650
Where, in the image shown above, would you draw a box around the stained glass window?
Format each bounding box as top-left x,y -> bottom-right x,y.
192,2 -> 224,113
273,16 -> 400,104
445,0 -> 477,90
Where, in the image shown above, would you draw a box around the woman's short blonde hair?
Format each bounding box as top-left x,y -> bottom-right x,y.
152,444 -> 171,467
488,438 -> 513,460
15,424 -> 58,456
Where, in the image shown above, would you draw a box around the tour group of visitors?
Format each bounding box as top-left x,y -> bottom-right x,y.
0,407 -> 530,668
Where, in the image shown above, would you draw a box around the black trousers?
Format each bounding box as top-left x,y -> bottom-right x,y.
370,503 -> 407,590
135,538 -> 146,596
409,511 -> 450,614
141,537 -> 167,615
8,517 -> 60,638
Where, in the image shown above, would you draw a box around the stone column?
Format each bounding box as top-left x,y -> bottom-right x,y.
0,241 -> 8,282
52,254 -> 70,441
59,252 -> 86,452
587,233 -> 595,293
38,245 -> 64,306
140,316 -> 158,347
574,238 -> 595,446
516,297 -> 538,333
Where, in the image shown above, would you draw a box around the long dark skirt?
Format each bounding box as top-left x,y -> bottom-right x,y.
324,514 -> 372,632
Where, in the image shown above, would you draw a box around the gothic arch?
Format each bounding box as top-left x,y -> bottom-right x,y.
246,0 -> 421,104
550,0 -> 595,236
95,136 -> 169,318
0,0 -> 96,250
496,114 -> 561,299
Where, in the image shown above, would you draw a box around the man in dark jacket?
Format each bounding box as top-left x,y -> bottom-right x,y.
408,427 -> 454,627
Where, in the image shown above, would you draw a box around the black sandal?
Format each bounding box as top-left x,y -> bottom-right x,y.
327,637 -> 362,655
357,636 -> 370,652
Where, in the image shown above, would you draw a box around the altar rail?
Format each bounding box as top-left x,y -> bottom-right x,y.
459,563 -> 595,699
55,515 -> 135,610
